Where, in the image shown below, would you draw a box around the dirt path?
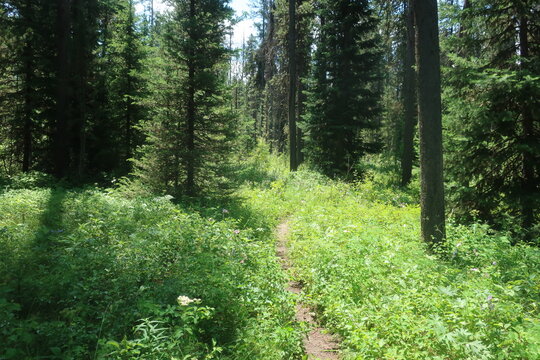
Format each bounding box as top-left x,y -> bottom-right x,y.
276,220 -> 340,360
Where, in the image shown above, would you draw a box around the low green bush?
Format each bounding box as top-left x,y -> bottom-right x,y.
0,171 -> 58,191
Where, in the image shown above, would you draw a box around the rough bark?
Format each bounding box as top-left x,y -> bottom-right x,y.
519,15 -> 534,229
414,0 -> 446,246
288,0 -> 297,171
54,0 -> 71,178
186,0 -> 196,195
22,40 -> 33,172
74,0 -> 87,178
400,0 -> 417,186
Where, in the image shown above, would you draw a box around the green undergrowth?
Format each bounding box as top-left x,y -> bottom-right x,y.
1,145 -> 539,360
238,151 -> 540,359
0,186 -> 302,359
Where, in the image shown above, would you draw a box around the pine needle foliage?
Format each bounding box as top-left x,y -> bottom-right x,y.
134,0 -> 235,197
441,0 -> 540,233
302,0 -> 382,178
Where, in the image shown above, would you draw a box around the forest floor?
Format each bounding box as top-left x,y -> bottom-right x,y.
276,220 -> 340,360
1,151 -> 540,359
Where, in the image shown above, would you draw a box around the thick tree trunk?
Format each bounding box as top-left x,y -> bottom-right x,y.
400,0 -> 417,186
297,73 -> 305,165
186,0 -> 196,196
22,41 -> 33,172
74,0 -> 87,178
72,0 -> 88,179
458,0 -> 470,39
54,0 -> 71,178
288,0 -> 297,171
414,0 -> 446,246
125,0 -> 134,162
519,15 -> 534,229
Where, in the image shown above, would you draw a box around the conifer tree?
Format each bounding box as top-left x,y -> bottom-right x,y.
98,0 -> 146,173
442,0 -> 539,233
0,0 -> 56,174
135,0 -> 234,197
302,0 -> 382,177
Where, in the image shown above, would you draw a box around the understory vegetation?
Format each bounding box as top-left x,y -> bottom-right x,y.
1,0 -> 538,358
1,146 -> 539,359
0,170 -> 303,359
240,149 -> 540,359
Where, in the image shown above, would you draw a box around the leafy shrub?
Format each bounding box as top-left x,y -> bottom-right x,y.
0,171 -> 57,191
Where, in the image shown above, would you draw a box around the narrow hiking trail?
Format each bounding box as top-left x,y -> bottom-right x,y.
276,220 -> 340,360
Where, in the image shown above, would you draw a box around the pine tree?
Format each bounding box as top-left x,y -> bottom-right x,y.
98,0 -> 146,173
135,0 -> 235,197
442,0 -> 539,233
302,0 -> 382,177
0,0 -> 56,174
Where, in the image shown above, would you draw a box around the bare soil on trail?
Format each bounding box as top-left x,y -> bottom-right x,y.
276,221 -> 340,360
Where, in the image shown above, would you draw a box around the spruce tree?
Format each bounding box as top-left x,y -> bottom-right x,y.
302,0 -> 381,177
0,0 -> 56,174
442,0 -> 539,233
97,0 -> 146,173
135,0 -> 234,197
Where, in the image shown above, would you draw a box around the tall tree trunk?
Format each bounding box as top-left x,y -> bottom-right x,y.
297,76 -> 305,165
77,79 -> 86,178
263,101 -> 268,139
414,0 -> 445,246
22,40 -> 33,172
268,95 -> 274,152
458,0 -> 470,39
74,0 -> 87,178
126,79 -> 132,159
519,15 -> 534,229
54,0 -> 71,178
150,0 -> 154,29
125,0 -> 134,162
400,0 -> 417,186
296,0 -> 307,166
186,0 -> 196,196
288,0 -> 297,170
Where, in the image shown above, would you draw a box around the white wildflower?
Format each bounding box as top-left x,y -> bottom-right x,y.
177,295 -> 200,306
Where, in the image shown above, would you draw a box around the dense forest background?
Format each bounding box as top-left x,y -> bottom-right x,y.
1,0 -> 538,235
0,0 -> 539,358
